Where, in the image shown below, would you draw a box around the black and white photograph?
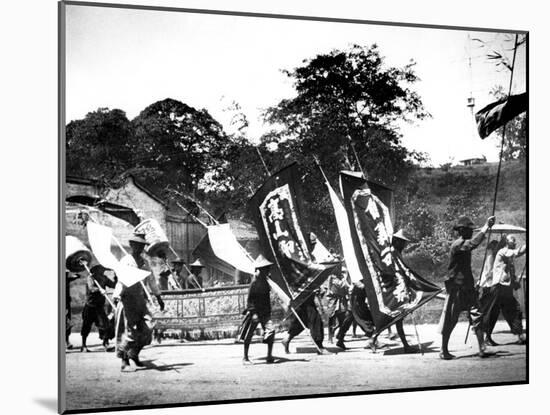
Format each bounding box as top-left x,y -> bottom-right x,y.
59,1 -> 528,413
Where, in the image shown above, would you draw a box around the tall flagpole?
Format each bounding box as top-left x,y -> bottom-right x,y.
467,34 -> 519,343
256,146 -> 271,177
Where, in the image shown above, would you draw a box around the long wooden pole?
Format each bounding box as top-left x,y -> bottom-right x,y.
255,146 -> 271,177
347,135 -> 366,179
410,312 -> 423,355
81,262 -> 116,309
468,34 -> 519,342
290,306 -> 324,354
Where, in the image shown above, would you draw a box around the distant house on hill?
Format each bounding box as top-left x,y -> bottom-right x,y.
459,156 -> 487,166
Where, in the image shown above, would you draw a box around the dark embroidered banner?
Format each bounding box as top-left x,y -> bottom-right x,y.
249,163 -> 338,309
340,171 -> 441,333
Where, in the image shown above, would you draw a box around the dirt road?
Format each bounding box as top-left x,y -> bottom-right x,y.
64,320 -> 526,412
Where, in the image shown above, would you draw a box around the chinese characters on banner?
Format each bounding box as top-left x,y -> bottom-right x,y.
250,163 -> 339,310
340,171 -> 441,333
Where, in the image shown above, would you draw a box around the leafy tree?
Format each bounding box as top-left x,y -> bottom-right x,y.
260,44 -> 429,246
130,98 -> 232,195
66,108 -> 134,184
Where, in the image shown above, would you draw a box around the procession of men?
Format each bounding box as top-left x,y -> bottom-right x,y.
65,207 -> 527,370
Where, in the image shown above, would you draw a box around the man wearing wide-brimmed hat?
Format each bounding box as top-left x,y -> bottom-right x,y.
186,258 -> 204,289
80,265 -> 117,353
239,254 -> 276,364
170,258 -> 186,289
438,215 -> 495,360
116,233 -> 165,372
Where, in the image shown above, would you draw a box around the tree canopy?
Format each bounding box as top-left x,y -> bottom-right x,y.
130,98 -> 232,195
66,108 -> 134,184
66,45 -> 429,240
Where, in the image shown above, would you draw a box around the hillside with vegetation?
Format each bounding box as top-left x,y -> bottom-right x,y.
396,159 -> 527,285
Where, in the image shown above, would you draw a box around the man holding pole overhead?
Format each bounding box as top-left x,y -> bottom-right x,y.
438,215 -> 495,360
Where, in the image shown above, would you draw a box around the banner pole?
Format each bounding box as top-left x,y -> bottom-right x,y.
181,262 -> 205,291
469,34 -> 519,342
290,306 -> 323,354
140,280 -> 155,305
114,300 -> 124,350
175,201 -> 208,228
163,254 -> 182,290
81,261 -> 116,309
255,146 -> 271,177
410,312 -> 423,355
464,316 -> 471,344
347,135 -> 366,179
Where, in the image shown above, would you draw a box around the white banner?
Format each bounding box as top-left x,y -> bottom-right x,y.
87,222 -> 150,287
327,182 -> 363,283
208,224 -> 255,274
311,238 -> 333,263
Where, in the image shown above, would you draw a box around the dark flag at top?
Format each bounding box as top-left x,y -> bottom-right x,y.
475,92 -> 527,139
249,163 -> 339,310
339,171 -> 442,334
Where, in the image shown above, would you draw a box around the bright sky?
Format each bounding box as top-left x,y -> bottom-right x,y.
65,5 -> 526,166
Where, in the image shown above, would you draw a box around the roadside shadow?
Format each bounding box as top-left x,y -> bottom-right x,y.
137,360 -> 194,372
455,350 -> 513,360
153,341 -> 238,348
498,341 -> 527,346
65,348 -> 115,355
383,341 -> 437,356
34,398 -> 57,413
294,346 -> 344,354
255,356 -> 310,364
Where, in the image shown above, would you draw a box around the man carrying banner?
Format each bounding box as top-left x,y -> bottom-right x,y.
361,230 -> 420,353
249,163 -> 338,355
281,290 -> 328,354
116,234 -> 165,372
438,215 -> 495,360
240,255 -> 276,365
80,265 -> 117,352
485,235 -> 527,345
327,266 -> 351,344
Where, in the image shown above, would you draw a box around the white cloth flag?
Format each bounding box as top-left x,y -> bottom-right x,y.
311,238 -> 334,263
327,181 -> 363,283
208,224 -> 255,274
87,222 -> 150,287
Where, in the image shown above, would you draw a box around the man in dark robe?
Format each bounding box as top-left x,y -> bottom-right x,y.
326,267 -> 351,344
281,289 -> 328,355
239,255 -> 276,364
80,265 -> 117,352
336,230 -> 417,353
438,215 -> 495,360
116,234 -> 165,372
